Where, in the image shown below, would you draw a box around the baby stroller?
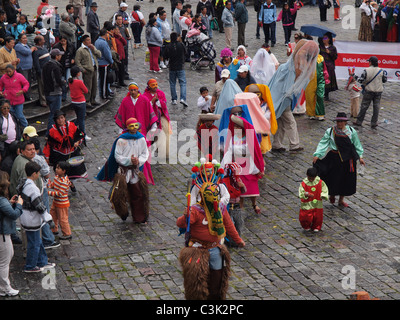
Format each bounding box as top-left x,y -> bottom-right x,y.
186,30 -> 216,71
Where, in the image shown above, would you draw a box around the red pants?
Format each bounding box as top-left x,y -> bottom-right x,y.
299,208 -> 323,231
334,7 -> 340,20
148,46 -> 160,72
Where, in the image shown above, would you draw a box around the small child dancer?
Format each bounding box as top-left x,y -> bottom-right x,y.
298,167 -> 328,232
345,67 -> 362,118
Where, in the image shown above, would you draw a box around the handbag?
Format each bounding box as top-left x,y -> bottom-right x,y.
106,67 -> 116,84
361,69 -> 382,94
210,17 -> 219,31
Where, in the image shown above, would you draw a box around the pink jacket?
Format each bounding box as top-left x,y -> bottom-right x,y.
0,71 -> 29,106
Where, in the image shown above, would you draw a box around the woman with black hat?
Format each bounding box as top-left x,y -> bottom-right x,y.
43,110 -> 87,192
312,112 -> 365,207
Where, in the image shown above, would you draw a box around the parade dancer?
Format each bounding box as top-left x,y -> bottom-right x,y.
96,118 -> 150,223
177,159 -> 245,300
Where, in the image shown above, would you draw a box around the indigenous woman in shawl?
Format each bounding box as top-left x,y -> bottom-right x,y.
177,160 -> 245,300
313,112 -> 365,207
221,115 -> 265,215
142,79 -> 172,160
96,118 -> 150,223
43,110 -> 87,192
358,0 -> 374,41
114,82 -> 158,185
305,53 -> 326,121
235,45 -> 252,67
215,48 -> 241,83
318,33 -> 338,101
244,83 -> 278,153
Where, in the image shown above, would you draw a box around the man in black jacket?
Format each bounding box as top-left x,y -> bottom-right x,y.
42,49 -> 65,135
163,32 -> 188,107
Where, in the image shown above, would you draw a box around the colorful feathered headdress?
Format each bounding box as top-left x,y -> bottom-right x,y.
190,154 -> 224,189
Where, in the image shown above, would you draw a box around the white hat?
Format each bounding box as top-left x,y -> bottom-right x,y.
120,2 -> 129,7
238,65 -> 249,73
221,69 -> 230,78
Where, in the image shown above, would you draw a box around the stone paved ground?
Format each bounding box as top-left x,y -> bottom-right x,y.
3,0 -> 400,303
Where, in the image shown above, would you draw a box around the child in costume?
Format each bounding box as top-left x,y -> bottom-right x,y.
345,67 -> 362,118
298,167 -> 328,232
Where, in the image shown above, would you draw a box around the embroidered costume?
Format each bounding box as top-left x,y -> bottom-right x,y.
298,176 -> 328,231
114,82 -> 158,185
96,118 -> 150,223
177,158 -> 244,300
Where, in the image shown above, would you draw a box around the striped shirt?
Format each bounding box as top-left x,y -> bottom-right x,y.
48,175 -> 71,208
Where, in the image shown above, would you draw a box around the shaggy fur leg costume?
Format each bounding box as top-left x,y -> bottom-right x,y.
179,245 -> 231,300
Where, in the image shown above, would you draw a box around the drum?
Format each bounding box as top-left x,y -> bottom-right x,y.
67,156 -> 85,167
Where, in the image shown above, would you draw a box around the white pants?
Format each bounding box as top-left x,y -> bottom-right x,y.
0,235 -> 14,293
224,27 -> 232,49
272,107 -> 300,150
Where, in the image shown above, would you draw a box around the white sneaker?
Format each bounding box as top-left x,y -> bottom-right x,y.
180,99 -> 188,107
85,135 -> 92,141
41,263 -> 56,270
160,62 -> 167,69
0,288 -> 19,297
171,100 -> 177,105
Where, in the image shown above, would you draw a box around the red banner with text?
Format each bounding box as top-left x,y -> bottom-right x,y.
334,41 -> 400,82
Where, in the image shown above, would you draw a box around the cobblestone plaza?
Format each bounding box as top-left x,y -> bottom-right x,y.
4,0 -> 400,303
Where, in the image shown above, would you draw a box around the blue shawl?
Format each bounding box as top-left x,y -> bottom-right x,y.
218,104 -> 255,146
95,131 -> 144,182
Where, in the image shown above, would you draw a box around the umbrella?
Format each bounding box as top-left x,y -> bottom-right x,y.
300,24 -> 337,38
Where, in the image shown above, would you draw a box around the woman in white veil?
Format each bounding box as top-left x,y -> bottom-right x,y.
250,48 -> 276,86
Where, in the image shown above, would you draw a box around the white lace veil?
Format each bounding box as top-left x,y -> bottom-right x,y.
290,39 -> 319,98
250,48 -> 276,85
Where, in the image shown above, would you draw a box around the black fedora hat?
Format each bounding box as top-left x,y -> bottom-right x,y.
53,109 -> 66,121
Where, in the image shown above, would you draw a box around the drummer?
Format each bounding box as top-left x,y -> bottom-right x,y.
43,110 -> 87,192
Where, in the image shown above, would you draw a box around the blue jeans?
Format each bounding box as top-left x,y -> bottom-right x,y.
208,247 -> 222,270
262,21 -> 276,45
11,104 -> 28,128
61,69 -> 71,101
169,70 -> 186,101
46,95 -> 62,134
72,102 -> 87,134
41,187 -> 55,247
85,0 -> 92,15
25,230 -> 48,270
